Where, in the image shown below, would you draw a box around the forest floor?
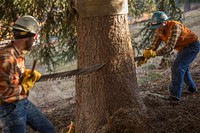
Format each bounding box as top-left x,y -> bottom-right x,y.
6,8 -> 200,133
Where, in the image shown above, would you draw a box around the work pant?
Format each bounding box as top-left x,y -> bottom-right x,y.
168,41 -> 200,99
0,99 -> 56,133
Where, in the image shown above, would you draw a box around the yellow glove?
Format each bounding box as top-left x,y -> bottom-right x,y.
21,69 -> 41,95
143,48 -> 156,58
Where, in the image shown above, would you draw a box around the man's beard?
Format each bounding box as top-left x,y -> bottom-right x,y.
25,38 -> 33,51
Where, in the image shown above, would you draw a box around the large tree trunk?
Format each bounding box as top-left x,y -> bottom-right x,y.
75,1 -> 147,133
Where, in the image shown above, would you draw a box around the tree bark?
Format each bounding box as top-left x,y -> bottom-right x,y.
76,2 -> 147,133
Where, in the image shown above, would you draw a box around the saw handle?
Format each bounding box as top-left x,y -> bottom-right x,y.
135,56 -> 149,67
28,60 -> 37,79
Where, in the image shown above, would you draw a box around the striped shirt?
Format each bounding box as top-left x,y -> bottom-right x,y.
150,24 -> 182,56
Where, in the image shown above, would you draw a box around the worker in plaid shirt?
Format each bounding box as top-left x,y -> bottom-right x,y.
143,11 -> 200,101
0,15 -> 56,133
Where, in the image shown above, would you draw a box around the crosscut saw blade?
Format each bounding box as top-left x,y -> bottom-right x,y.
37,63 -> 106,82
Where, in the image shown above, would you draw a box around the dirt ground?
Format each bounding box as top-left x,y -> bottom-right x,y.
2,8 -> 200,133
140,53 -> 200,133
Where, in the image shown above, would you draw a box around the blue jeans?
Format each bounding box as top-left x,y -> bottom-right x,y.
168,41 -> 200,99
0,99 -> 56,133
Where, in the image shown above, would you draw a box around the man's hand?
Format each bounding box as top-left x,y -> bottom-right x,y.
143,48 -> 156,58
21,69 -> 41,95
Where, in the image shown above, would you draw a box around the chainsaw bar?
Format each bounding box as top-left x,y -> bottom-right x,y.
37,63 -> 106,82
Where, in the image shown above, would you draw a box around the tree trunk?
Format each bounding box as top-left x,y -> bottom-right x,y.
184,0 -> 191,12
76,1 -> 147,133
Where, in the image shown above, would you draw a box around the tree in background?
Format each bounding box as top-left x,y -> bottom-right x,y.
0,0 -> 77,71
184,0 -> 200,12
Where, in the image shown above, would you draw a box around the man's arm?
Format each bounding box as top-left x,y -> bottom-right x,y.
149,31 -> 162,51
156,24 -> 182,56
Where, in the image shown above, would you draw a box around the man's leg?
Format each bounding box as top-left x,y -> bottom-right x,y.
0,100 -> 27,133
26,99 -> 56,133
169,41 -> 200,99
169,57 -> 185,99
184,68 -> 197,93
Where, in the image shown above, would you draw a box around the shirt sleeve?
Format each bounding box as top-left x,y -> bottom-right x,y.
149,31 -> 162,51
156,24 -> 182,56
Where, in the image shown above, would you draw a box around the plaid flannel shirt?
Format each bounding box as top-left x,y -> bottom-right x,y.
0,44 -> 27,104
150,24 -> 182,56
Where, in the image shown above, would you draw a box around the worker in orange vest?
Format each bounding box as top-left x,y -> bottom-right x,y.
143,11 -> 200,101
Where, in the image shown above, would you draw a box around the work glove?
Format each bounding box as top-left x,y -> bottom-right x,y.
143,48 -> 156,59
21,69 -> 41,95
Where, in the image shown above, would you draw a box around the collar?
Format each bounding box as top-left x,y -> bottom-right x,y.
10,42 -> 24,58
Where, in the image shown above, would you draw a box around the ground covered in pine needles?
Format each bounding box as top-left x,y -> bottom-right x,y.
141,54 -> 200,133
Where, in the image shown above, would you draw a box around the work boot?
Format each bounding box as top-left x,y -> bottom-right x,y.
167,96 -> 180,102
184,85 -> 198,94
166,96 -> 181,105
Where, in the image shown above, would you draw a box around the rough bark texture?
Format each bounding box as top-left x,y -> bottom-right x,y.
76,14 -> 147,133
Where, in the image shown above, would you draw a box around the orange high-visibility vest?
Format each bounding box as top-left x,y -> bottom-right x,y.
160,20 -> 198,51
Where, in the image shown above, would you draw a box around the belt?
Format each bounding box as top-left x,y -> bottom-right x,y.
185,40 -> 199,48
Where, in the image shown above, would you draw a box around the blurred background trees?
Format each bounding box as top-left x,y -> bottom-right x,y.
0,0 -> 77,71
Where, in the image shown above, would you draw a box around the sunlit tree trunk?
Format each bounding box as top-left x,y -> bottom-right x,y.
75,0 -> 147,132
